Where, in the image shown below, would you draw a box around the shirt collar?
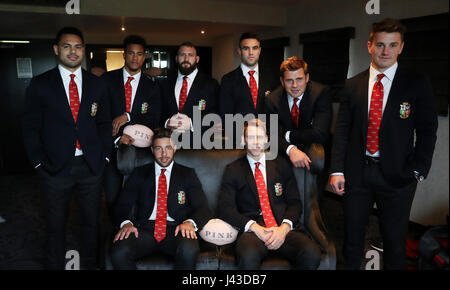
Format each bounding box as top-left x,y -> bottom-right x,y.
287,92 -> 304,104
177,68 -> 198,82
241,63 -> 259,76
123,67 -> 141,83
58,64 -> 82,80
247,153 -> 266,169
155,160 -> 174,176
370,62 -> 397,82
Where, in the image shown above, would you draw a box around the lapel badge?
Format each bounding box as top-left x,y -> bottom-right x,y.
177,191 -> 186,205
141,102 -> 148,114
198,99 -> 206,111
90,102 -> 98,117
265,90 -> 271,97
274,183 -> 283,196
399,102 -> 411,119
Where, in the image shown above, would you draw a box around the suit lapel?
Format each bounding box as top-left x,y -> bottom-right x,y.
182,73 -> 202,115
52,67 -> 77,124
146,163 -> 157,212
298,85 -> 312,127
265,159 -> 277,206
237,67 -> 255,109
279,91 -> 294,130
243,158 -> 259,202
358,70 -> 370,143
78,69 -> 91,122
380,67 -> 404,129
168,74 -> 179,113
131,74 -> 145,114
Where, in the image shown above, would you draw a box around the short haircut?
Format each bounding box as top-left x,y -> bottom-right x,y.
55,27 -> 84,44
239,32 -> 261,47
369,18 -> 407,42
152,128 -> 173,145
280,56 -> 309,77
123,35 -> 146,50
243,118 -> 267,138
177,41 -> 197,54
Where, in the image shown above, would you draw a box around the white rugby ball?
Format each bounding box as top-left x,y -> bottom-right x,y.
200,218 -> 238,246
123,124 -> 154,148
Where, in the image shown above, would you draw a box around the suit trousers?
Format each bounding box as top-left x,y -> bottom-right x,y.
111,221 -> 200,270
343,158 -> 417,270
38,156 -> 103,270
235,229 -> 321,270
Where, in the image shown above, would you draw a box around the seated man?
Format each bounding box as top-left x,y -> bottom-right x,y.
218,119 -> 321,269
265,56 -> 332,169
111,128 -> 212,270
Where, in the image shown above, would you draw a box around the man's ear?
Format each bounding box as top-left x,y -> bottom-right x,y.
305,73 -> 310,83
53,44 -> 59,56
195,56 -> 200,64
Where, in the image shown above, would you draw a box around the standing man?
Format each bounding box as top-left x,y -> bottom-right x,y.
218,119 -> 321,270
329,18 -> 438,270
22,27 -> 111,269
265,56 -> 332,169
102,35 -> 161,219
159,41 -> 219,144
111,128 -> 212,270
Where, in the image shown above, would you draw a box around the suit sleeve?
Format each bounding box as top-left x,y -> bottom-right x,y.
290,86 -> 332,146
113,169 -> 141,227
186,168 -> 212,230
96,77 -> 112,160
412,76 -> 438,178
22,78 -> 45,168
330,83 -> 353,174
217,165 -> 252,231
280,158 -> 303,224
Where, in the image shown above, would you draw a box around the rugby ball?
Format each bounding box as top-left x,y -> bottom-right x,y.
123,124 -> 154,148
199,218 -> 238,246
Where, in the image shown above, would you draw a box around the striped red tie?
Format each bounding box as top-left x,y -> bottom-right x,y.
248,70 -> 258,109
125,76 -> 133,113
179,76 -> 188,112
366,73 -> 385,154
291,97 -> 299,128
154,169 -> 168,242
69,74 -> 81,150
254,162 -> 277,228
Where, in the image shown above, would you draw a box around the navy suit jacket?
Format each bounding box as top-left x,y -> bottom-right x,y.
330,66 -> 438,188
102,68 -> 161,139
114,162 -> 212,229
22,67 -> 111,176
218,156 -> 302,233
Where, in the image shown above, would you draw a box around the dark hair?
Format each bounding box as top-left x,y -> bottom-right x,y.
280,56 -> 308,77
123,35 -> 147,51
243,118 -> 267,138
90,59 -> 106,70
177,41 -> 197,54
370,18 -> 406,41
152,128 -> 173,145
55,27 -> 84,44
239,32 -> 261,47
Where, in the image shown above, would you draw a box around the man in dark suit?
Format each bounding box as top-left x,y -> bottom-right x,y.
102,35 -> 161,218
22,27 -> 111,269
111,128 -> 212,270
219,33 -> 272,148
159,42 -> 219,148
329,18 -> 438,270
218,119 -> 321,269
265,56 -> 332,169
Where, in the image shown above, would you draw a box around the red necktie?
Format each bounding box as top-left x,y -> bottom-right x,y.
125,76 -> 133,113
154,169 -> 168,242
366,73 -> 385,154
179,76 -> 188,112
291,97 -> 299,128
248,70 -> 258,109
254,162 -> 277,228
69,74 -> 81,150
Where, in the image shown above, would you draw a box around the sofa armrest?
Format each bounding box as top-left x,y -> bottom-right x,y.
117,144 -> 154,176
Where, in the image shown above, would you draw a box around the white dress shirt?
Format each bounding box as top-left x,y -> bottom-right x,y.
174,68 -> 198,110
241,63 -> 259,88
122,67 -> 141,121
284,93 -> 305,156
58,64 -> 83,157
244,153 -> 293,232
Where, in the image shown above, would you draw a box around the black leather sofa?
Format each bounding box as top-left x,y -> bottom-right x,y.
105,144 -> 336,270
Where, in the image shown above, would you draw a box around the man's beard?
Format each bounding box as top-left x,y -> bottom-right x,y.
178,61 -> 197,75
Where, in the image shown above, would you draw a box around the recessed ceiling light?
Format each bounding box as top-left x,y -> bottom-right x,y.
201,30 -> 205,34
0,40 -> 30,44
121,26 -> 126,31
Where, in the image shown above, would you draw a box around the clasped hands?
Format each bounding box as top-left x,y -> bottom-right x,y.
249,222 -> 291,250
113,221 -> 197,243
